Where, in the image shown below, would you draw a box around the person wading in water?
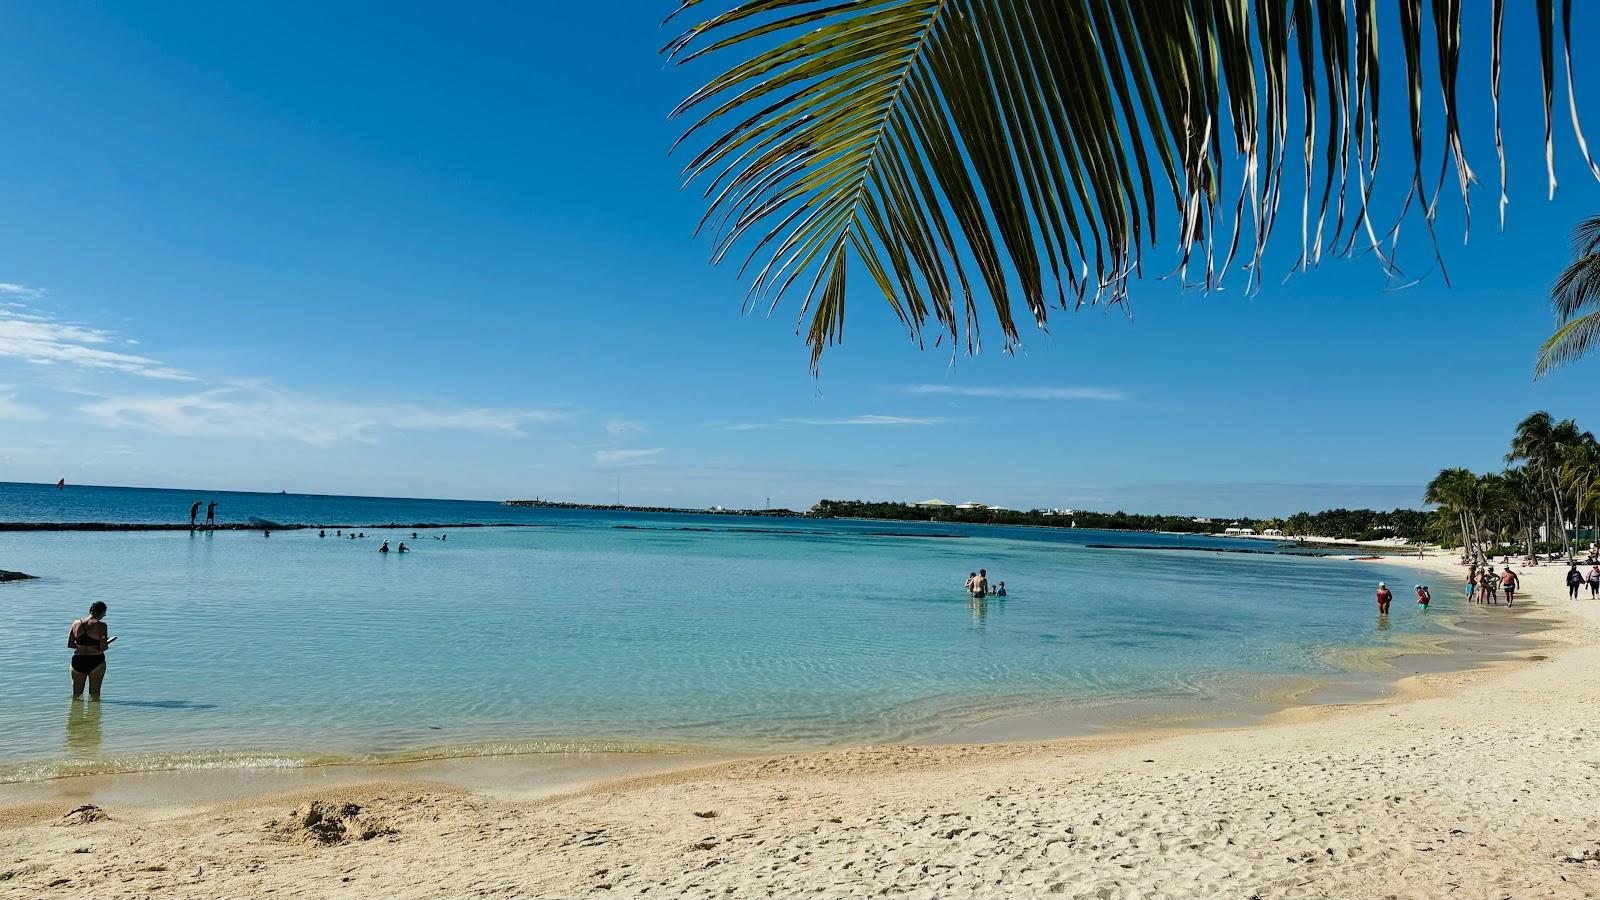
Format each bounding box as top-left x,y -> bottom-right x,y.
67,602 -> 114,699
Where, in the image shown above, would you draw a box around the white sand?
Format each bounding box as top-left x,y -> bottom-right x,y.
4,554 -> 1598,898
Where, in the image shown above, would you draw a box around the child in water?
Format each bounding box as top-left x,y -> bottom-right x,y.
994,581 -> 1006,597
1415,585 -> 1430,608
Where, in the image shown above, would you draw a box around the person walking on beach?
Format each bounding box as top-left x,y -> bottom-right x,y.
188,501 -> 201,528
1482,568 -> 1498,605
1501,567 -> 1520,606
1588,564 -> 1600,598
1416,585 -> 1430,609
1375,582 -> 1393,615
1567,565 -> 1584,599
1466,572 -> 1476,603
205,500 -> 217,528
67,602 -> 113,699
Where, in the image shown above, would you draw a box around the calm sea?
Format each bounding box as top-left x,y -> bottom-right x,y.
0,482 -> 1445,781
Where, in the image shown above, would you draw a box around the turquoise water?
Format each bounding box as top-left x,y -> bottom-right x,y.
0,485 -> 1448,781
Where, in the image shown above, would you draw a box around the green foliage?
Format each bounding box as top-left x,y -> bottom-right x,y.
669,1 -> 1599,367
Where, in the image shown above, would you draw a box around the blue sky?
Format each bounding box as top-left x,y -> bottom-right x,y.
1,2 -> 1598,516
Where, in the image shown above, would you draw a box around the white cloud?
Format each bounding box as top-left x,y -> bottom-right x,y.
0,305 -> 191,380
0,386 -> 44,421
716,422 -> 785,431
604,417 -> 648,437
80,385 -> 565,445
716,414 -> 949,430
904,384 -> 1125,401
790,414 -> 948,426
595,448 -> 663,465
0,283 -> 44,299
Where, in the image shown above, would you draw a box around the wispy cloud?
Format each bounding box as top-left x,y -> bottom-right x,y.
0,283 -> 45,300
80,385 -> 565,445
790,414 -> 948,426
595,448 -> 663,465
0,304 -> 191,380
904,384 -> 1125,401
716,414 -> 950,431
0,386 -> 44,421
604,417 -> 648,437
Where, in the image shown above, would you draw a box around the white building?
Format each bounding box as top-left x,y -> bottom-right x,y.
915,499 -> 954,508
956,502 -> 988,510
1224,526 -> 1256,535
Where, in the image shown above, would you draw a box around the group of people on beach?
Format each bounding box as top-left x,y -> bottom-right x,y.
1565,562 -> 1600,598
1464,562 -> 1521,606
964,569 -> 1006,598
186,500 -> 217,529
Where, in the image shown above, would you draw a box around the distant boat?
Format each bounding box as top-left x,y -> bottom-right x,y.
56,478 -> 64,490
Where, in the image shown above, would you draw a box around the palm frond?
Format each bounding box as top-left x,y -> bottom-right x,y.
667,1 -> 1593,368
1536,309 -> 1600,378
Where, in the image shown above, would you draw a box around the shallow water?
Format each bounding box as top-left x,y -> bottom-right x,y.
0,484 -> 1447,781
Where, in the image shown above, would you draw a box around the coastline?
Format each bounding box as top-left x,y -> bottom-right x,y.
4,551 -> 1593,896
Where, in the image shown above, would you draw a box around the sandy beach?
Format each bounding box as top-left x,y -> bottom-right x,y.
3,553 -> 1596,898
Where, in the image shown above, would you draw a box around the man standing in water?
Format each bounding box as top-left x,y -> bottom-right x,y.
188,500 -> 201,528
205,500 -> 217,528
971,569 -> 989,599
1375,582 -> 1393,615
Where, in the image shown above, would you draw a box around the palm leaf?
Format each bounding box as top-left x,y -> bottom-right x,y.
1537,309 -> 1600,379
666,0 -> 1595,368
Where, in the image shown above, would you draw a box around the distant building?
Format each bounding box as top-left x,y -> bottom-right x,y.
986,505 -> 1010,512
1191,516 -> 1213,524
1042,508 -> 1075,517
955,502 -> 987,510
1261,528 -> 1284,537
1224,526 -> 1256,535
915,498 -> 953,508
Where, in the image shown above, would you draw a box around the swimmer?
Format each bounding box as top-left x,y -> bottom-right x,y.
1375,581 -> 1392,615
964,571 -> 977,593
995,581 -> 1006,597
319,530 -> 326,538
971,569 -> 989,599
67,601 -> 113,699
397,542 -> 409,553
379,540 -> 390,554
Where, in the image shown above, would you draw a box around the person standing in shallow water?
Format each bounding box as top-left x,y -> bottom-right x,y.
205,500 -> 217,528
188,501 -> 201,528
1375,582 -> 1393,615
67,602 -> 112,699
971,569 -> 989,598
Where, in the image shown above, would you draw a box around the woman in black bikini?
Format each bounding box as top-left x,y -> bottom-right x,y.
68,601 -> 113,699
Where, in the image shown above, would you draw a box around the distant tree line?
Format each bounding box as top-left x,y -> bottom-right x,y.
807,499 -> 1430,541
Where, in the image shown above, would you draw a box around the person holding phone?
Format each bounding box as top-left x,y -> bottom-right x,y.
67,601 -> 114,699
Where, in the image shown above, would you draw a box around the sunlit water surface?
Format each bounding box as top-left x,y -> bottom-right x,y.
0,484 -> 1447,780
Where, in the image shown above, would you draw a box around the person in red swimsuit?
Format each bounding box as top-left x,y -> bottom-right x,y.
1375,582 -> 1393,615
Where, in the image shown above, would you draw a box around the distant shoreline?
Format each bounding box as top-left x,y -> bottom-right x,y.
0,522 -> 539,533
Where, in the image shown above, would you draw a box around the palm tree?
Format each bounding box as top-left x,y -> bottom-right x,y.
668,2 -> 1600,366
1508,411 -> 1578,559
1426,467 -> 1480,562
1537,216 -> 1600,376
1502,466 -> 1545,560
